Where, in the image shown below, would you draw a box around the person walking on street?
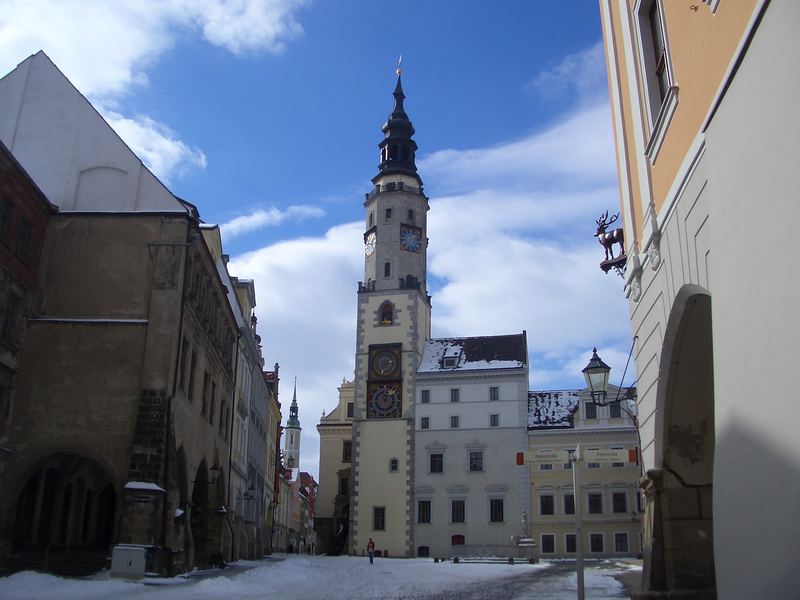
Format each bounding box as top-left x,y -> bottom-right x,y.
367,538 -> 375,565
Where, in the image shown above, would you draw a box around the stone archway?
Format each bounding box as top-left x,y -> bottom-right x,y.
643,287 -> 716,595
12,453 -> 116,554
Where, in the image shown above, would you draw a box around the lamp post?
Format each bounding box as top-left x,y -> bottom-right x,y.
582,347 -> 611,403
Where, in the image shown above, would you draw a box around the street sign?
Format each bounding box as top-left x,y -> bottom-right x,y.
581,448 -> 638,463
516,449 -> 572,465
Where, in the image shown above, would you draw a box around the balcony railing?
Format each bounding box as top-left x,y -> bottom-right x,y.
364,181 -> 425,201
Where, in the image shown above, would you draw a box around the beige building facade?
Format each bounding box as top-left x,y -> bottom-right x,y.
599,1 -> 798,597
527,385 -> 640,559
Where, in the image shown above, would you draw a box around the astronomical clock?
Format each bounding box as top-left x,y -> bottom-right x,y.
367,344 -> 402,419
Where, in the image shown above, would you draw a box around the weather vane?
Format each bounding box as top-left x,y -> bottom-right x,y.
396,55 -> 403,76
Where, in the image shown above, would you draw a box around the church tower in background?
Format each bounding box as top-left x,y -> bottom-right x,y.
284,378 -> 302,474
350,66 -> 431,557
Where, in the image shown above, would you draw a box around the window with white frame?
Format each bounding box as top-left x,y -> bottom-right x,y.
539,463 -> 553,471
612,491 -> 628,513
489,386 -> 499,401
590,533 -> 604,553
430,453 -> 443,474
585,401 -> 597,420
420,416 -> 430,430
421,389 -> 430,403
469,451 -> 483,472
489,498 -> 504,523
565,533 -> 576,554
450,415 -> 460,429
451,499 -> 465,523
541,534 -> 555,554
417,500 -> 431,524
609,401 -> 622,419
489,414 -> 499,427
615,532 -> 629,553
588,492 -> 603,514
539,493 -> 555,516
450,388 -> 460,402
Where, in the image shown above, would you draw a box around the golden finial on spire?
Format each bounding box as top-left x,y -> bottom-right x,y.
396,55 -> 403,76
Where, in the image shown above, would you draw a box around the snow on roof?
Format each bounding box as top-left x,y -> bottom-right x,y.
527,390 -> 581,430
417,333 -> 527,373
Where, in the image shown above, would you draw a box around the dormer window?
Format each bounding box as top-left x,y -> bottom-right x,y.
443,357 -> 458,368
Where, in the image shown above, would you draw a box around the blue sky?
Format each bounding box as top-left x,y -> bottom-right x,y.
0,0 -> 633,478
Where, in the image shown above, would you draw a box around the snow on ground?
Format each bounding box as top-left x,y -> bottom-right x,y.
0,555 -> 641,600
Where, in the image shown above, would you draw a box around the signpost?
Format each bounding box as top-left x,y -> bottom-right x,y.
517,445 -> 638,600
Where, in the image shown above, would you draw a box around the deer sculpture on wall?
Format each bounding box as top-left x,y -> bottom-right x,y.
595,211 -> 625,261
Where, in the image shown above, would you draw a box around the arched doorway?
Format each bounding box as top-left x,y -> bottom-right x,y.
13,454 -> 116,553
647,288 -> 716,593
190,461 -> 209,563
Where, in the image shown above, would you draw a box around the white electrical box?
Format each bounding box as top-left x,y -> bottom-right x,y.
110,545 -> 147,579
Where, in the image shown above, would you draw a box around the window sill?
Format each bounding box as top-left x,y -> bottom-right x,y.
645,86 -> 679,164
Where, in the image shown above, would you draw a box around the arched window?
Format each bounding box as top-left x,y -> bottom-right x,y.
368,212 -> 374,228
451,534 -> 465,546
417,546 -> 430,557
380,301 -> 394,325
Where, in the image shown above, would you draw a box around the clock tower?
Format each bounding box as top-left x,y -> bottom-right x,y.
351,67 -> 431,557
284,378 -> 301,473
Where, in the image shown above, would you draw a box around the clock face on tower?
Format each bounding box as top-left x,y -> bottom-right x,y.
400,224 -> 422,253
365,231 -> 376,256
372,349 -> 399,377
367,383 -> 402,418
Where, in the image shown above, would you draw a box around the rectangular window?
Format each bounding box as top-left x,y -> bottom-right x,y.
490,498 -> 504,523
489,386 -> 499,401
342,440 -> 352,462
588,462 -> 600,469
541,534 -> 555,554
373,507 -> 385,531
585,402 -> 597,420
451,500 -> 465,523
539,463 -> 553,471
649,1 -> 669,102
209,380 -> 216,425
16,218 -> 30,259
540,494 -> 554,516
566,534 -> 576,554
430,453 -> 443,473
407,209 -> 414,221
609,401 -> 622,418
346,402 -> 354,418
385,208 -> 392,220
420,416 -> 430,430
179,338 -> 189,390
384,262 -> 391,277
588,492 -> 603,514
615,532 -> 629,553
564,493 -> 575,515
590,533 -> 604,553
469,451 -> 483,472
450,388 -> 460,402
1,293 -> 20,344
417,500 -> 431,524
201,372 -> 210,416
187,351 -> 197,402
0,199 -> 10,242
339,476 -> 349,496
421,389 -> 430,403
450,415 -> 459,429
612,492 -> 628,514
489,414 -> 499,427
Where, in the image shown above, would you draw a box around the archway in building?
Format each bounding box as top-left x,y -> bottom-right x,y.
650,288 -> 716,593
12,454 -> 116,553
190,461 -> 209,563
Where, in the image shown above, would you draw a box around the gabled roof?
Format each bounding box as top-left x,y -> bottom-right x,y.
527,390 -> 581,430
417,332 -> 527,373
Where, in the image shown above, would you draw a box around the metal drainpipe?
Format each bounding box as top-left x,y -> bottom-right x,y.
227,328 -> 242,556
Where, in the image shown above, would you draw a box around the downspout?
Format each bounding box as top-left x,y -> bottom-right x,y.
160,218 -> 195,559
227,328 -> 242,556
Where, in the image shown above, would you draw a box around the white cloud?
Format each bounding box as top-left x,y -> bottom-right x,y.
102,110 -> 207,184
220,206 -> 326,240
526,42 -> 608,106
0,0 -> 307,182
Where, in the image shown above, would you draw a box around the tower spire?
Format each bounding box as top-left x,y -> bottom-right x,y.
373,60 -> 421,187
287,377 -> 300,428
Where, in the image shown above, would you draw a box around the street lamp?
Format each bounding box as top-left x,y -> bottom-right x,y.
582,347 -> 611,401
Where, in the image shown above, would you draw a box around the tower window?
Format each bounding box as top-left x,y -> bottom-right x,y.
379,301 -> 394,325
389,145 -> 398,159
408,209 -> 414,221
385,208 -> 392,220
384,262 -> 391,278
368,213 -> 374,228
